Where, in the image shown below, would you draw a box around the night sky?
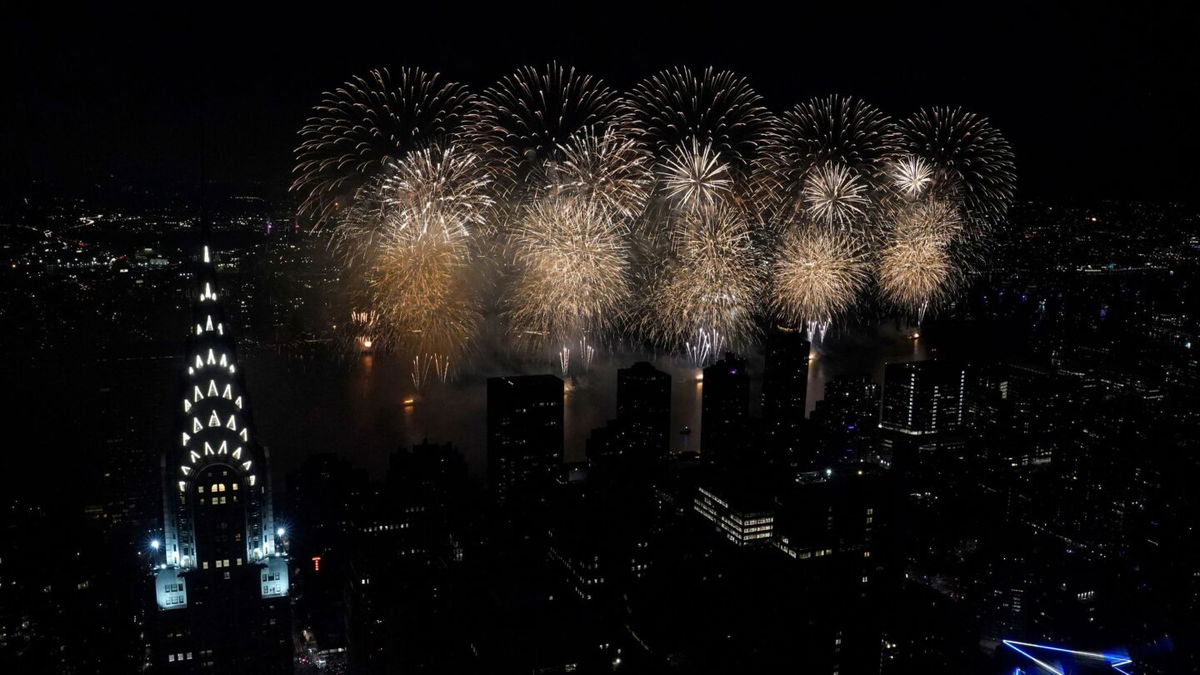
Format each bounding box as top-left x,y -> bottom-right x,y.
7,2 -> 1198,203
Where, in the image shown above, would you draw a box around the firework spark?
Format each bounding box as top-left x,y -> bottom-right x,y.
293,68 -> 474,225
769,225 -> 869,328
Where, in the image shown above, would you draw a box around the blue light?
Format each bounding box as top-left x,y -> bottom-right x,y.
1002,639 -> 1132,674
150,539 -> 160,551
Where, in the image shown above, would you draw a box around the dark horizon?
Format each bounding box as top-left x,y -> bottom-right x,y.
6,2 -> 1199,204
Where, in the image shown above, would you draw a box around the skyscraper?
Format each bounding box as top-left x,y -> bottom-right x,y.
487,375 -> 564,502
616,361 -> 672,457
761,330 -> 811,452
150,246 -> 291,673
701,353 -> 750,459
879,360 -> 969,435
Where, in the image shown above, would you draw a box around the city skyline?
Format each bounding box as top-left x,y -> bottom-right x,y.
3,4 -> 1200,674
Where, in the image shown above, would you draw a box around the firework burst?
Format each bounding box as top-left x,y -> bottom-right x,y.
769,224 -> 869,329
642,203 -> 761,355
768,96 -> 896,173
896,107 -> 1016,224
336,144 -> 492,369
757,96 -> 896,218
293,67 -> 474,225
508,193 -> 632,352
470,63 -> 625,185
887,155 -> 935,198
659,140 -> 734,210
876,200 -> 963,315
626,66 -> 772,173
542,128 -> 653,222
801,163 -> 871,230
298,66 -> 1018,366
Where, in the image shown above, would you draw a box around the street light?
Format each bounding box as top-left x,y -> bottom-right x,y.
276,527 -> 286,537
150,539 -> 161,551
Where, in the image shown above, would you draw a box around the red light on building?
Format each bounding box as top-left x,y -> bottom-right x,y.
311,556 -> 321,572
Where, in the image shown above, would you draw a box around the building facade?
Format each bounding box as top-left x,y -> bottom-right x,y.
150,246 -> 291,673
487,374 -> 564,503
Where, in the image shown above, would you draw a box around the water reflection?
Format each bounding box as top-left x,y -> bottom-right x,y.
242,322 -> 927,482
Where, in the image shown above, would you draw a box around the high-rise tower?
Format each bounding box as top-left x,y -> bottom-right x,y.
762,329 -> 811,453
616,362 -> 672,457
879,360 -> 969,435
701,353 -> 750,459
487,374 -> 564,503
151,246 -> 291,673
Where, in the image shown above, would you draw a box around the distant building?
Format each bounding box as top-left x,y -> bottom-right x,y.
761,330 -> 810,452
150,246 -> 291,673
880,360 -> 969,435
813,375 -> 881,436
701,353 -> 750,458
487,375 -> 564,502
616,361 -> 672,457
693,481 -> 775,547
811,374 -> 882,464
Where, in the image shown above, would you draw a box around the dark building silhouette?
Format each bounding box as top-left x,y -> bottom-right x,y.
812,374 -> 882,464
149,246 -> 291,673
761,330 -> 811,453
701,353 -> 750,458
814,375 -> 881,435
616,361 -> 672,457
487,375 -> 564,502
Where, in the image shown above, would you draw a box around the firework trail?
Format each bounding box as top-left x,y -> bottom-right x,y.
684,328 -> 723,368
293,67 -> 474,225
558,346 -> 571,376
